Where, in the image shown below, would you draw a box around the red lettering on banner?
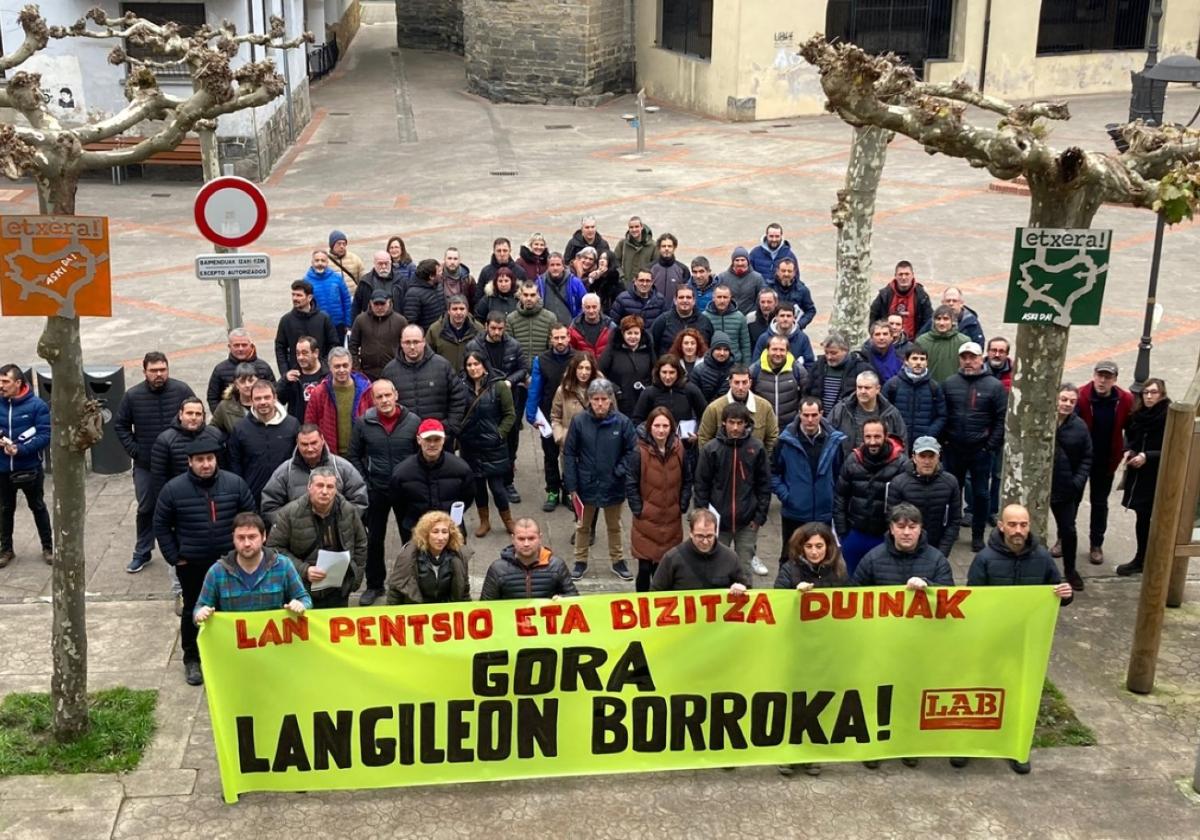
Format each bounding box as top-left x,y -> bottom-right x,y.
800,592 -> 829,621
920,688 -> 1005,730
723,595 -> 746,622
611,599 -> 637,629
699,594 -> 722,622
329,616 -> 355,643
236,619 -> 256,649
746,593 -> 775,624
515,607 -> 537,636
878,591 -> 904,617
357,619 -> 376,646
905,591 -> 932,619
831,591 -> 857,619
654,597 -> 679,626
236,617 -> 309,648
936,589 -> 971,618
561,604 -> 590,634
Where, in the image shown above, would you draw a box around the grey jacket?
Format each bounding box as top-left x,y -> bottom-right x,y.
259,446 -> 368,525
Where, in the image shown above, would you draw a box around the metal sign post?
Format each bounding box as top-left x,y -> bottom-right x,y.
193,166 -> 270,331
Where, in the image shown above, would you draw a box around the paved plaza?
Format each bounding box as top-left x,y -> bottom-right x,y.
1,4 -> 1199,836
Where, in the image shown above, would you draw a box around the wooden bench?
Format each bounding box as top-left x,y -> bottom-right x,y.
83,136 -> 204,184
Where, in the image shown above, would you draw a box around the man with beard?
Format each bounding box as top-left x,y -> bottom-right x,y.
275,280 -> 339,374
869,260 -> 934,342
649,232 -> 690,300
304,249 -> 352,342
477,237 -> 528,290
508,281 -> 559,361
765,257 -> 815,329
1073,360 -> 1133,566
228,381 -> 302,506
440,247 -> 477,312
610,268 -> 666,326
563,215 -> 611,263
403,258 -> 448,330
350,290 -> 408,380
650,285 -> 713,357
834,419 -> 908,574
748,222 -> 796,285
717,246 -> 766,318
281,337 -> 328,423
614,216 -> 655,285
351,251 -> 406,319
652,509 -> 749,593
205,329 -> 275,412
326,230 -> 364,290
535,252 -> 587,325
772,397 -> 845,553
882,345 -> 946,451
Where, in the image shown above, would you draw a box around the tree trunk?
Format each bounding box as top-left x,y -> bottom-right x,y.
1000,175 -> 1103,538
830,125 -> 891,346
33,171 -> 91,741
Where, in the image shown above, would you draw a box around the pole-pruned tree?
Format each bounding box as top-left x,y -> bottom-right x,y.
800,35 -> 1200,538
0,4 -> 310,740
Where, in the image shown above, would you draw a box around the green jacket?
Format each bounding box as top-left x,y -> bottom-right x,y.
265,494 -> 367,602
427,315 -> 483,373
613,226 -> 655,287
916,328 -> 970,383
507,302 -> 558,362
702,303 -> 752,364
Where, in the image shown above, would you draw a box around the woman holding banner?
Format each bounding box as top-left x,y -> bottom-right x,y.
385,511 -> 472,605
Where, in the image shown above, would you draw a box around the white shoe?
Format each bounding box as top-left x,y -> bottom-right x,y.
751,555 -> 769,576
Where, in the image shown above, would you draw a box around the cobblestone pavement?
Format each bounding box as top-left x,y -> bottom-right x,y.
1,4 -> 1199,836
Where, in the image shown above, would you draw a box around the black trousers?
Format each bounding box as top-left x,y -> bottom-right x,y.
365,488 -> 400,590
474,475 -> 511,511
1050,499 -> 1079,575
635,559 -> 658,592
540,436 -> 562,493
1086,465 -> 1115,548
945,446 -> 992,539
1132,504 -> 1152,564
177,559 -> 213,664
0,469 -> 53,551
507,389 -> 526,485
779,516 -> 805,563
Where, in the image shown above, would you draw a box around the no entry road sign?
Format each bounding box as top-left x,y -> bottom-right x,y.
193,176 -> 268,248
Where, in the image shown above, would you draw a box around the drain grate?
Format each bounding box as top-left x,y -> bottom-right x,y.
671,142 -> 685,146
771,123 -> 794,128
329,111 -> 351,116
636,168 -> 653,172
544,124 -> 574,130
328,140 -> 348,145
490,170 -> 518,176
150,193 -> 171,198
750,129 -> 769,134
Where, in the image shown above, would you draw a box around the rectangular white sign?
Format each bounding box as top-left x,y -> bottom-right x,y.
195,253 -> 271,280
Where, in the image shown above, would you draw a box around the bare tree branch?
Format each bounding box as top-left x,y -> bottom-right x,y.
920,81 -> 1070,123
0,6 -> 51,72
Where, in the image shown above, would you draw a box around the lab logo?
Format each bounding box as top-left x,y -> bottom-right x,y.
919,688 -> 1005,730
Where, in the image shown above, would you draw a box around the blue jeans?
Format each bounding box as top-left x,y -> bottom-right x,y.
946,446 -> 993,540
841,530 -> 885,576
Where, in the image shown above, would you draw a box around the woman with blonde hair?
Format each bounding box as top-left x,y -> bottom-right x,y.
516,232 -> 549,281
385,510 -> 472,605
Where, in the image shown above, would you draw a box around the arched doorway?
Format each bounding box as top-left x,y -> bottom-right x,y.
825,0 -> 954,79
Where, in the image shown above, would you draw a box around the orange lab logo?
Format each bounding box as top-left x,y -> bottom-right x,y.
919,688 -> 1005,730
0,215 -> 111,317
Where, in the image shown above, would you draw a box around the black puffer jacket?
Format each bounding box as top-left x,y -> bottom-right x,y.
851,533 -> 954,586
1052,413 -> 1093,504
1121,399 -> 1170,510
152,469 -> 256,565
381,347 -> 468,436
205,354 -> 275,411
480,546 -> 578,600
834,436 -> 907,537
460,376 -> 515,478
226,405 -> 301,502
600,335 -> 656,417
402,277 -> 446,331
967,530 -> 1069,604
693,428 -> 772,531
388,451 -> 474,530
349,406 -> 421,491
804,352 -> 873,411
466,333 -> 529,386
942,369 -> 1007,451
887,462 -> 961,556
691,337 -> 737,402
114,379 -> 197,469
631,379 -> 708,427
774,559 -> 847,589
274,305 -> 339,373
149,419 -> 227,497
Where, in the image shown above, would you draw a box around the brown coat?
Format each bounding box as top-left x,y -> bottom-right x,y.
627,433 -> 689,562
385,541 -> 472,605
550,384 -> 589,447
349,310 -> 407,380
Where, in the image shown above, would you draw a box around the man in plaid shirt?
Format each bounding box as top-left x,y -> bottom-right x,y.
194,512 -> 311,680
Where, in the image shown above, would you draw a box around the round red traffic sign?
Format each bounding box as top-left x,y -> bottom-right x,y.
193,176 -> 268,248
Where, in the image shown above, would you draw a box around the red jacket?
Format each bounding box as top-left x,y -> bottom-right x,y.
1076,382 -> 1133,473
303,372 -> 372,454
568,317 -> 614,358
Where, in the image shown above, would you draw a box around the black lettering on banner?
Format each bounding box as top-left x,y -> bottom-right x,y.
446,700 -> 474,763
607,641 -> 656,692
517,698 -> 559,758
592,697 -> 628,754
560,646 -> 607,691
876,685 -> 893,741
515,648 -> 557,695
272,714 -> 311,772
709,692 -> 748,750
473,650 -> 509,696
789,691 -> 833,744
236,716 -> 269,773
361,705 -> 397,766
750,692 -> 787,746
419,702 -> 446,763
313,710 -> 354,770
631,696 -> 668,751
396,704 -> 414,765
477,700 -> 512,761
669,694 -> 707,751
830,689 -> 870,743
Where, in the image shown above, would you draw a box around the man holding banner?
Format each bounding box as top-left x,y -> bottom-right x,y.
194,512 -> 311,625
651,508 -> 749,594
480,518 -> 577,600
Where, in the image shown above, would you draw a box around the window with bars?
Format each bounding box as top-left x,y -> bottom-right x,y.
120,2 -> 207,79
825,0 -> 954,79
1036,0 -> 1150,55
660,0 -> 713,61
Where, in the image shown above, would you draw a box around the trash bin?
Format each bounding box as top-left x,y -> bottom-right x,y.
84,366 -> 130,475
33,366 -> 52,474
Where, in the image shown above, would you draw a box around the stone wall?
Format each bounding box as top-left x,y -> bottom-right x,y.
462,0 -> 633,104
396,0 -> 464,54
220,79 -> 314,181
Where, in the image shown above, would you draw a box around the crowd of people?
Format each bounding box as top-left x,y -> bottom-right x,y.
0,219 -> 1173,757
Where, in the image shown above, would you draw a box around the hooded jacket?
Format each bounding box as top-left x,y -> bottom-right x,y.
274,305 -> 339,373
153,468 -> 256,565
967,530 -> 1068,604
563,406 -> 638,506
477,254 -> 528,291
466,333 -> 529,387
515,245 -> 549,287
750,348 -> 807,429
697,392 -> 781,455
386,541 -> 473,605
474,281 -> 520,323
869,280 -> 934,340
1052,413 -> 1093,505
114,378 -> 197,470
771,418 -> 845,525
834,435 -> 907,537
852,532 -> 954,587
259,445 -> 369,524
1,385 -> 49,474
403,275 -> 448,330
915,328 -> 970,382
882,367 -> 946,448
205,354 -> 275,412
600,332 -> 656,417
691,332 -> 737,402
427,314 -> 484,373
703,300 -> 752,364
887,461 -> 962,557
829,391 -> 908,456
694,427 -> 772,532
651,539 -> 748,591
717,246 -> 765,316
481,545 -> 578,600
265,493 -> 368,602
752,320 -> 815,368
749,236 -> 796,283
627,425 -> 692,562
227,403 -> 302,501
919,306 -> 985,347
382,347 -> 468,437
614,225 -> 655,285
306,266 -> 352,329
349,405 -> 421,491
211,388 -> 250,437
349,309 -> 408,380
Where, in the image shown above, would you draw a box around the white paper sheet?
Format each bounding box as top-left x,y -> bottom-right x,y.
312,549 -> 350,592
450,501 -> 466,526
534,408 -> 554,439
678,420 -> 697,439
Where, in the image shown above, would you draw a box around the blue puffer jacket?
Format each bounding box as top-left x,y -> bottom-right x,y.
306,266 -> 352,329
882,367 -> 946,448
1,386 -> 50,473
771,418 -> 845,524
610,288 -> 666,326
766,278 -> 817,330
562,407 -> 637,507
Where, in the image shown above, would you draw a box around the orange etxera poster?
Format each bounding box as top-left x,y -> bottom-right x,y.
0,215 -> 111,317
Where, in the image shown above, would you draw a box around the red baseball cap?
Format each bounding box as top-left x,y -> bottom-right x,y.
417,418 -> 445,439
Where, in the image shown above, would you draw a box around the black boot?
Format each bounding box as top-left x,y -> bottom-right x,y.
1116,559 -> 1144,576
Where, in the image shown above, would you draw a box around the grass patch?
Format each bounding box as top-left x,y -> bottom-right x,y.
0,687 -> 157,775
1032,678 -> 1097,748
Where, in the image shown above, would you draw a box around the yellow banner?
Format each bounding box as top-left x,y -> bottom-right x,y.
199,587 -> 1059,802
